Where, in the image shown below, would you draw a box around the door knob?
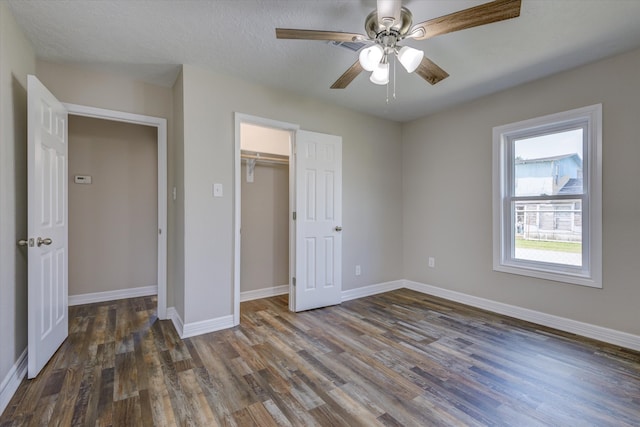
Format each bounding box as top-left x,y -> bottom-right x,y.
335,226 -> 343,232
37,237 -> 53,247
17,239 -> 29,247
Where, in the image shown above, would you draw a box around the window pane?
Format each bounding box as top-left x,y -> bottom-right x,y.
513,200 -> 582,267
514,129 -> 583,197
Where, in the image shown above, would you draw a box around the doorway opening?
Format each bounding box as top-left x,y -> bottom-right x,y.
67,116 -> 158,307
65,104 -> 168,319
233,114 -> 299,325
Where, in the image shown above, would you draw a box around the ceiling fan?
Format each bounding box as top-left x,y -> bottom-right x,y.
276,0 -> 521,89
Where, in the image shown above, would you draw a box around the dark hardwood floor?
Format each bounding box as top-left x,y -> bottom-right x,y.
1,288 -> 639,426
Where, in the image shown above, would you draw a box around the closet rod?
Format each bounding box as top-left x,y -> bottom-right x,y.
241,153 -> 288,164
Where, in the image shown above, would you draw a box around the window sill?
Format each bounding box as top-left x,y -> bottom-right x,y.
493,262 -> 602,289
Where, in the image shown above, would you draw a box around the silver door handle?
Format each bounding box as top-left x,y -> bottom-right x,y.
37,237 -> 52,247
335,226 -> 343,232
18,239 -> 29,246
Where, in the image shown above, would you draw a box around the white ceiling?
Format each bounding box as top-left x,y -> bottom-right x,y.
7,0 -> 640,122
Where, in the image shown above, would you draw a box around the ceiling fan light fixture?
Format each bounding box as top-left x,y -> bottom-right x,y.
359,44 -> 384,72
370,62 -> 389,85
275,0 -> 522,90
396,46 -> 424,73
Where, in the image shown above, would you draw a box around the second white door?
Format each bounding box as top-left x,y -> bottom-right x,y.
294,130 -> 342,311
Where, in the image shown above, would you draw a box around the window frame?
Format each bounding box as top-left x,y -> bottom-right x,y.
492,104 -> 602,288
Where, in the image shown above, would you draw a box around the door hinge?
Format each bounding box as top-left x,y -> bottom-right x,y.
293,211 -> 297,220
292,277 -> 296,287
159,228 -> 162,235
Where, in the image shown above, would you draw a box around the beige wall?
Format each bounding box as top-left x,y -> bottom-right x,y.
403,47 -> 640,336
36,60 -> 175,306
241,162 -> 289,292
68,116 -> 157,295
180,64 -> 403,323
0,1 -> 35,396
36,61 -> 173,120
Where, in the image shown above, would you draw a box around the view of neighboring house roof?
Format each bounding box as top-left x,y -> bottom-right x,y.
558,178 -> 583,194
516,153 -> 582,164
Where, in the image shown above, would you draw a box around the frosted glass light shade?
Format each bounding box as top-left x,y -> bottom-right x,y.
359,45 -> 384,72
397,46 -> 424,73
370,62 -> 389,85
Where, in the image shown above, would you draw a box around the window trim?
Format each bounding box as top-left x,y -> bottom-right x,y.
492,104 -> 602,288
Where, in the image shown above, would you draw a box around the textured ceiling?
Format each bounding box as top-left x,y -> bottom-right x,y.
7,0 -> 640,122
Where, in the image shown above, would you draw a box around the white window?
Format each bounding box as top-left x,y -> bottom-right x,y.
493,104 -> 602,287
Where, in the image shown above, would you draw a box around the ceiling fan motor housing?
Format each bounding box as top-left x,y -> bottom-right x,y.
365,7 -> 413,40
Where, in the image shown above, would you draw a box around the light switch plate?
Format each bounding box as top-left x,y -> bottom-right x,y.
213,183 -> 223,197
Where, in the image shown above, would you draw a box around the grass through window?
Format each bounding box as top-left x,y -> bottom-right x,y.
515,237 -> 581,253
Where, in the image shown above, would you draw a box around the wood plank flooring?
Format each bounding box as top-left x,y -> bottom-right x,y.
1,288 -> 639,426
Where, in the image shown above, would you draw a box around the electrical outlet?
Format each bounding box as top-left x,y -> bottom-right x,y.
355,265 -> 361,276
428,257 -> 435,268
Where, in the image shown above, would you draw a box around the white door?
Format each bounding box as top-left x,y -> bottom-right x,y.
294,130 -> 342,311
26,75 -> 68,378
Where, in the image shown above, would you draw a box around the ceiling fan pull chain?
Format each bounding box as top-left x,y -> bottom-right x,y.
386,78 -> 389,104
393,56 -> 397,100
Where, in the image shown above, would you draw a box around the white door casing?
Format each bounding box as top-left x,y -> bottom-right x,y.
27,75 -> 69,378
294,130 -> 342,311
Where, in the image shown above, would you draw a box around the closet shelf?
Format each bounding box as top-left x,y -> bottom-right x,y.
241,150 -> 288,165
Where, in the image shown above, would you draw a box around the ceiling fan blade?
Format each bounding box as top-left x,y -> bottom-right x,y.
409,0 -> 521,41
415,57 -> 449,85
330,60 -> 364,89
276,28 -> 366,43
377,0 -> 402,29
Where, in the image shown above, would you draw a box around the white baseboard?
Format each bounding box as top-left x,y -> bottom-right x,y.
69,285 -> 158,306
341,280 -> 404,302
240,284 -> 289,302
167,306 -> 184,337
404,280 -> 640,352
239,280 -> 404,305
166,306 -> 234,339
182,315 -> 235,339
0,349 -> 27,416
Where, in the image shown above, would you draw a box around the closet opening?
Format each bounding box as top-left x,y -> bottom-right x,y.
240,125 -> 290,300
233,114 -> 300,325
